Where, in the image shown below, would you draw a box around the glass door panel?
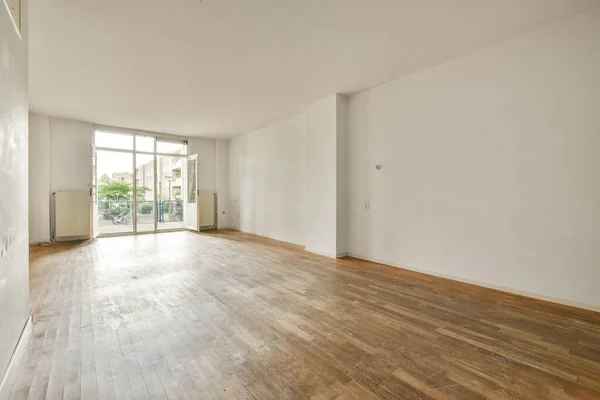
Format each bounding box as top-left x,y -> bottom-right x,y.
157,139 -> 187,155
136,153 -> 155,232
95,131 -> 133,150
91,145 -> 98,237
184,155 -> 198,231
157,155 -> 184,230
96,150 -> 134,235
136,135 -> 154,152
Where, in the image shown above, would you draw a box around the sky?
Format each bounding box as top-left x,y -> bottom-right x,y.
97,151 -> 134,179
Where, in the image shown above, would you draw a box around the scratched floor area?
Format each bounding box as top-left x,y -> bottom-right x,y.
7,230 -> 600,399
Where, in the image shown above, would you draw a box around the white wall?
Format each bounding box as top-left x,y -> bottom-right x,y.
215,140 -> 229,228
27,116 -> 94,241
305,96 -> 338,255
348,8 -> 600,308
29,114 -> 50,243
303,95 -> 348,257
336,96 -> 349,256
229,114 -> 306,246
188,138 -> 216,192
49,118 -> 94,192
229,95 -> 348,256
0,0 -> 30,386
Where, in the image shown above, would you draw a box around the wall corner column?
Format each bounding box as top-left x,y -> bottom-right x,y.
304,94 -> 348,258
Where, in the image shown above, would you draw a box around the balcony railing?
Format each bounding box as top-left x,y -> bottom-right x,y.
98,200 -> 183,225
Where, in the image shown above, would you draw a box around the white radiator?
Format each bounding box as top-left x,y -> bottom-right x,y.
198,192 -> 216,229
54,191 -> 91,240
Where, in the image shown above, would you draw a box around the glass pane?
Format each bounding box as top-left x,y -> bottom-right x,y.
188,158 -> 196,203
157,155 -> 184,230
95,131 -> 133,150
92,146 -> 98,237
136,153 -> 155,232
136,135 -> 154,152
96,150 -> 134,234
157,139 -> 187,155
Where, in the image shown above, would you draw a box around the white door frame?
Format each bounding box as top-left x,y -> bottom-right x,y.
184,154 -> 199,231
90,144 -> 98,238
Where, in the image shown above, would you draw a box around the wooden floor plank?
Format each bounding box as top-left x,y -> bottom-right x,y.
9,230 -> 600,399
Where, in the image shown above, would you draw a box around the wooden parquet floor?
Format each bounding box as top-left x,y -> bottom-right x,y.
7,230 -> 600,399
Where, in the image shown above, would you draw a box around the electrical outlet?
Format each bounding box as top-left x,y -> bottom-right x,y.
365,202 -> 370,210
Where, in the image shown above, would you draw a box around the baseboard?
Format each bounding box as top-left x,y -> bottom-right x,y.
347,253 -> 600,313
305,247 -> 338,259
29,239 -> 52,246
55,235 -> 90,242
304,248 -> 348,259
29,240 -> 52,245
0,316 -> 32,400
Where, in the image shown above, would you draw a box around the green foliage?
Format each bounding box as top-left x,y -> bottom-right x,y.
162,201 -> 183,222
97,176 -> 149,201
173,188 -> 182,200
101,202 -> 131,221
136,186 -> 150,201
174,201 -> 183,221
138,202 -> 153,214
98,180 -> 132,200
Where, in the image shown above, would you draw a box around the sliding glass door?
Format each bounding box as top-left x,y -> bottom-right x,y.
94,129 -> 188,236
135,153 -> 155,232
96,150 -> 134,235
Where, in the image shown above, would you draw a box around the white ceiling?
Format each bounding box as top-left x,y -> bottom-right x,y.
29,0 -> 598,138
